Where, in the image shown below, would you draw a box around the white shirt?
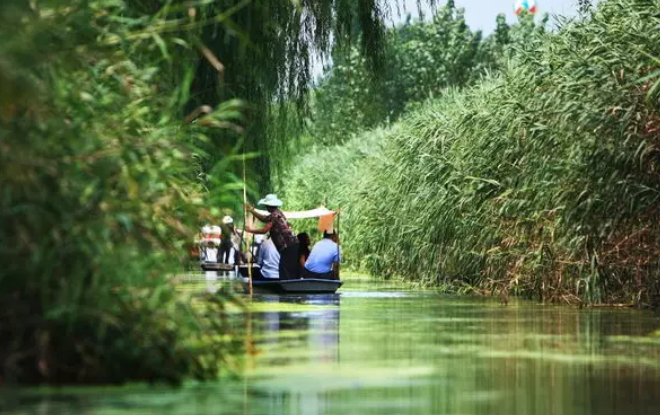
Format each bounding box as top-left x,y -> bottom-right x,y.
257,238 -> 280,279
203,247 -> 217,262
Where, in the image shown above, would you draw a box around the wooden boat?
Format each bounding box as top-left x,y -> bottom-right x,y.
238,205 -> 344,294
237,265 -> 343,294
242,277 -> 343,294
200,262 -> 234,272
197,223 -> 237,272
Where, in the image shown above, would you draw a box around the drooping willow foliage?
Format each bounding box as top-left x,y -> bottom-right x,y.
144,0 -> 437,188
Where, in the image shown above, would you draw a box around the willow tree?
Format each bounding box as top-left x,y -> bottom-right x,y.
149,0 -> 436,190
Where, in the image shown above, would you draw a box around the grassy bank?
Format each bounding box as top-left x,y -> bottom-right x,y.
280,0 -> 660,306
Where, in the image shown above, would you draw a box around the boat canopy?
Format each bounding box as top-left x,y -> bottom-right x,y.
254,206 -> 335,219
254,206 -> 337,232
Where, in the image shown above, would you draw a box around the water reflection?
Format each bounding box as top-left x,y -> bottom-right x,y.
240,294 -> 341,415
243,292 -> 660,415
2,283 -> 660,415
252,293 -> 341,366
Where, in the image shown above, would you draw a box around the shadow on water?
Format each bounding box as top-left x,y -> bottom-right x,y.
2,276 -> 660,415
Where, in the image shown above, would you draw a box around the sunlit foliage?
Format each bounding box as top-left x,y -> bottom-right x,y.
0,0 -> 245,384
281,0 -> 660,306
305,1 -> 547,148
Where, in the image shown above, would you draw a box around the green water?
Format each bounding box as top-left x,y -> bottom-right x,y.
3,275 -> 660,415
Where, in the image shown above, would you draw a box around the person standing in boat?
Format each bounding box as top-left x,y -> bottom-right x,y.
219,215 -> 238,264
244,194 -> 300,280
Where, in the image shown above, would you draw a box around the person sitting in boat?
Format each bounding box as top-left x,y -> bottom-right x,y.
220,215 -> 239,264
297,232 -> 311,268
250,233 -> 264,261
244,194 -> 299,280
257,236 -> 280,279
302,229 -> 341,280
201,240 -> 218,263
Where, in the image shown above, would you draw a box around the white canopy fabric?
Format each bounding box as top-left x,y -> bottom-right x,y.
253,206 -> 337,232
254,206 -> 335,219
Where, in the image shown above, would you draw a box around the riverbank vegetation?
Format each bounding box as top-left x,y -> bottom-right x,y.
279,0 -> 660,306
0,0 -> 252,384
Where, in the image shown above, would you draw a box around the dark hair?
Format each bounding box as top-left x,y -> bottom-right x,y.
297,232 -> 310,246
298,232 -> 311,261
323,230 -> 335,238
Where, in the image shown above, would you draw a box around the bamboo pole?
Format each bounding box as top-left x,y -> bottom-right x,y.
241,159 -> 254,415
335,208 -> 341,281
242,156 -> 253,296
243,306 -> 253,415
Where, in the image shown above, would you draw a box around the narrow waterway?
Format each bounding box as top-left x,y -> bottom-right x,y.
3,275 -> 660,415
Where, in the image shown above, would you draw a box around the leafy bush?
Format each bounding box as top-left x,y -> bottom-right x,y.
0,0 -> 244,384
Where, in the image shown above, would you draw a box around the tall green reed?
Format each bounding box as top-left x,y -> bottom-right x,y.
280,0 -> 660,305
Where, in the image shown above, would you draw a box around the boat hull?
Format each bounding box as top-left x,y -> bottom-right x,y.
200,262 -> 234,272
241,277 -> 343,294
237,265 -> 343,293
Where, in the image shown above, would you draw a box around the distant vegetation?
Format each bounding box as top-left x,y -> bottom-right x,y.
289,0 -> 546,151
280,0 -> 660,306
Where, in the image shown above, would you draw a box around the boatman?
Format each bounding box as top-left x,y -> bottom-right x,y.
219,215 -> 238,264
302,229 -> 341,280
244,194 -> 300,280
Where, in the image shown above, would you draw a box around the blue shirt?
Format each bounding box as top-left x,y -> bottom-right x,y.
258,238 -> 280,279
304,239 -> 341,274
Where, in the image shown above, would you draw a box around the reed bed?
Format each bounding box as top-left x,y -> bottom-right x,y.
281,0 -> 660,306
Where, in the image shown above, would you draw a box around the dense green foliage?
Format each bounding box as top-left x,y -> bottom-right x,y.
0,0 -> 246,384
178,0 -> 424,188
0,0 -> 431,385
306,1 -> 547,147
280,0 -> 660,306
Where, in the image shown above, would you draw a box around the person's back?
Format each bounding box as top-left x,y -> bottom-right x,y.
220,223 -> 233,245
258,238 -> 280,279
304,231 -> 340,278
297,232 -> 311,268
203,243 -> 218,262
